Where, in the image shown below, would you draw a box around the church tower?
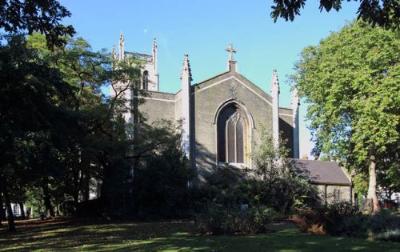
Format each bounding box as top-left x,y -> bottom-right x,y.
115,34 -> 159,92
141,38 -> 159,91
111,34 -> 161,123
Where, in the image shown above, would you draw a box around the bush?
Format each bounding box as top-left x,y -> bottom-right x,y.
369,209 -> 400,233
323,202 -> 365,236
374,229 -> 400,242
367,209 -> 400,241
196,204 -> 278,235
294,203 -> 400,241
291,208 -> 326,234
292,203 -> 366,237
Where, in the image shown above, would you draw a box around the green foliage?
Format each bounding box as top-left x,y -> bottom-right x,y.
296,202 -> 400,241
353,173 -> 368,196
293,21 -> 400,207
323,202 -> 364,236
374,229 -> 400,242
0,31 -> 146,223
133,121 -> 193,218
251,131 -> 321,213
196,203 -> 279,235
24,188 -> 45,218
0,0 -> 75,47
294,21 -> 400,163
195,130 -> 319,234
270,0 -> 400,30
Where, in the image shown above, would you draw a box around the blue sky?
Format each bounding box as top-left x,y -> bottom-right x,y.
61,0 -> 359,158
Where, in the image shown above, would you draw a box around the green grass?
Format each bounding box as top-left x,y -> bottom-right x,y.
1,219 -> 400,251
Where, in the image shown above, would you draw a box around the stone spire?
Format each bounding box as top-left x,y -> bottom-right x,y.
226,43 -> 237,72
119,32 -> 125,60
181,54 -> 192,81
271,69 -> 280,151
152,38 -> 159,89
111,45 -> 117,61
291,87 -> 300,158
180,54 -> 192,158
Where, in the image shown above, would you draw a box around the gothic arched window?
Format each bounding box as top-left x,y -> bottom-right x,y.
142,70 -> 149,90
217,103 -> 248,164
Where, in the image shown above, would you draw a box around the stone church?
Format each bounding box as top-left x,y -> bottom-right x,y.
113,34 -> 354,204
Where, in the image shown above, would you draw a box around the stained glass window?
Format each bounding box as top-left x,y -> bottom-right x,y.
236,118 -> 244,163
217,103 -> 247,164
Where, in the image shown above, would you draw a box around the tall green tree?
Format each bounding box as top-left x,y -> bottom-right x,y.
293,21 -> 400,213
0,35 -> 75,231
0,0 -> 74,231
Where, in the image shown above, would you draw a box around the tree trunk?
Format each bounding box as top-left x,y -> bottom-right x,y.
3,186 -> 16,232
19,202 -> 25,219
366,154 -> 381,213
42,179 -> 55,217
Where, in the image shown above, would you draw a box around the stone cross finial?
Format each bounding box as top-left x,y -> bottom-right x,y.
226,43 -> 237,61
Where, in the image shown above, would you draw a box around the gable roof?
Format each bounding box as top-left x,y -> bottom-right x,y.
292,159 -> 352,186
192,71 -> 273,105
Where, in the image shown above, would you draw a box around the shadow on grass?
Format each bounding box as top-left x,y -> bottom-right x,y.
1,219 -> 400,252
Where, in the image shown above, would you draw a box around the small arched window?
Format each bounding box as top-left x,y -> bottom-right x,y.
142,70 -> 149,90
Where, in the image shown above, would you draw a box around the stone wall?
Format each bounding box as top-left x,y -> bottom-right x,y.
138,72 -> 295,183
192,72 -> 275,180
139,91 -> 176,125
315,184 -> 353,204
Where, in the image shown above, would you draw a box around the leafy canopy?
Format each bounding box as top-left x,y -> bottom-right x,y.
270,0 -> 400,30
293,21 -> 400,168
0,0 -> 75,47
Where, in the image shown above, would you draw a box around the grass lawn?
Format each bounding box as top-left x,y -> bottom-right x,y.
1,219 -> 399,251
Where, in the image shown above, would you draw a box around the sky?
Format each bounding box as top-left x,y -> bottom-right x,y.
60,0 -> 359,158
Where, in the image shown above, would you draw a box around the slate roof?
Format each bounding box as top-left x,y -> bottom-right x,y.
292,159 -> 352,186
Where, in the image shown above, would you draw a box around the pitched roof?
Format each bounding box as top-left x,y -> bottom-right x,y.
192,71 -> 273,105
292,159 -> 352,186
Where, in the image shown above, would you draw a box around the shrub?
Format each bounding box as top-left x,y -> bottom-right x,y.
294,203 -> 400,241
374,229 -> 400,242
369,209 -> 400,233
320,202 -> 366,237
196,204 -> 278,235
367,209 -> 400,241
291,208 -> 326,234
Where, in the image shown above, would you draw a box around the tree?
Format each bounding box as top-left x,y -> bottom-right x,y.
270,0 -> 400,29
252,130 -> 320,213
0,35 -> 76,231
0,0 -> 75,47
0,0 -> 74,231
132,120 -> 192,218
292,21 -> 400,213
